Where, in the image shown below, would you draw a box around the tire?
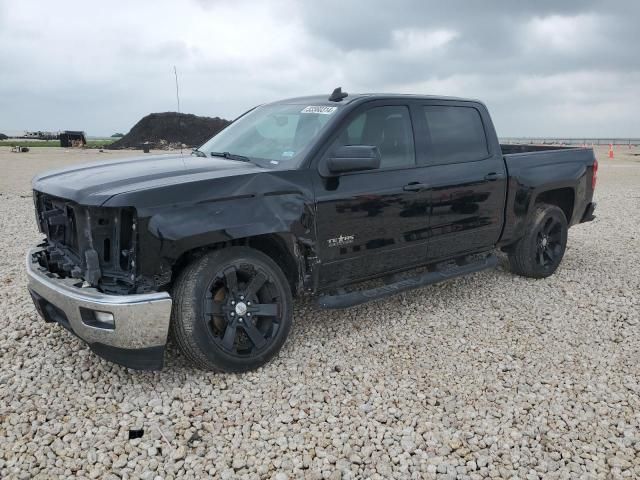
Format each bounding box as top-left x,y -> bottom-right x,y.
508,203 -> 568,279
170,247 -> 293,372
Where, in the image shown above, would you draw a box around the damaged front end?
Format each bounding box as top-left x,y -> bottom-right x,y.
33,191 -> 138,294
27,191 -> 172,370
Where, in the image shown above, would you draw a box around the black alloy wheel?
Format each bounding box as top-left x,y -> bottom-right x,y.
508,203 -> 568,279
535,216 -> 564,268
205,264 -> 282,357
171,247 -> 293,372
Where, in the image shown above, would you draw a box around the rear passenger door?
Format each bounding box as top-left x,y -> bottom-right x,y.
419,102 -> 507,261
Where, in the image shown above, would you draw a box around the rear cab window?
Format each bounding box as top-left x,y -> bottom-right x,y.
422,105 -> 489,164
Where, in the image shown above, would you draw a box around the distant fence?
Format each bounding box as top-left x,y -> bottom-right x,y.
500,138 -> 639,146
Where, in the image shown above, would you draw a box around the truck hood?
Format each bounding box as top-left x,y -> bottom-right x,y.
32,153 -> 266,205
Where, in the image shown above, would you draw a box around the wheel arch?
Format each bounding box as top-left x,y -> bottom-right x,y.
500,186 -> 575,252
534,187 -> 575,224
169,233 -> 304,296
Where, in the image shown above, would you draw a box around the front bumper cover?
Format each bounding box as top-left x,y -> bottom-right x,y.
26,248 -> 172,370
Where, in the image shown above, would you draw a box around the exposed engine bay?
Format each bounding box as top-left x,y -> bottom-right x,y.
32,191 -> 139,294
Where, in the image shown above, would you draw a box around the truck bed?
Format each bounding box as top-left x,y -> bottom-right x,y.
498,143 -> 596,247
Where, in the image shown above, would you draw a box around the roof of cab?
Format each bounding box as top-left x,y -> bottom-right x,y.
269,93 -> 482,106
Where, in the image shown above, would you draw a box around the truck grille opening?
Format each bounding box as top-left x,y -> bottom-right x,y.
119,209 -> 134,270
33,191 -> 137,293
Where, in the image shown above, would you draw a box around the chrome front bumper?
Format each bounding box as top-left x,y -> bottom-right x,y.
26,248 -> 172,370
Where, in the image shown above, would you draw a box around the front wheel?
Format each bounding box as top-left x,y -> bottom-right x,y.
170,247 -> 293,372
508,203 -> 568,279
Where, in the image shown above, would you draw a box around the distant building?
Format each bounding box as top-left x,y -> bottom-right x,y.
59,131 -> 86,147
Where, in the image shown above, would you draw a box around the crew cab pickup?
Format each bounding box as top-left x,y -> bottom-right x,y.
27,89 -> 597,371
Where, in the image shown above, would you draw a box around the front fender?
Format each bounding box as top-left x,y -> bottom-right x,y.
150,194 -> 314,257
134,193 -> 316,287
103,169 -> 317,288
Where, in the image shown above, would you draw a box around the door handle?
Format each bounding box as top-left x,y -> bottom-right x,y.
403,182 -> 428,192
484,172 -> 505,181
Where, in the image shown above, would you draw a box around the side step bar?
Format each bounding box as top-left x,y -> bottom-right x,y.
318,254 -> 498,309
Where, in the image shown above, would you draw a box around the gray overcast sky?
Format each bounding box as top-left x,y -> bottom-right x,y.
1,0 -> 638,137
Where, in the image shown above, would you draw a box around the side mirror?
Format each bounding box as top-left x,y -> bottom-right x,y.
327,145 -> 381,174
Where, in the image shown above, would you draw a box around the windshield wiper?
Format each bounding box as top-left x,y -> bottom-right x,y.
191,148 -> 206,158
210,151 -> 252,163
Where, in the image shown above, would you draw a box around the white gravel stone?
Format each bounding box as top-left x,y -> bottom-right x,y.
1,146 -> 639,479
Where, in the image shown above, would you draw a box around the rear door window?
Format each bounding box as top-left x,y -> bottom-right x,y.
423,106 -> 489,164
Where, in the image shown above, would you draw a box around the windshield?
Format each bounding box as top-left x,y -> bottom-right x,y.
197,103 -> 340,168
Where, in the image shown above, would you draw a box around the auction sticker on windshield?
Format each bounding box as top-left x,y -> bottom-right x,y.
301,106 -> 337,114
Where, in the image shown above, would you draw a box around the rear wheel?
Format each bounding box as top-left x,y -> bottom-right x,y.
171,247 -> 292,372
508,203 -> 568,278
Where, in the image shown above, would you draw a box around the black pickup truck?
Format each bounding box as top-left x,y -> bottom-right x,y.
27,89 -> 597,371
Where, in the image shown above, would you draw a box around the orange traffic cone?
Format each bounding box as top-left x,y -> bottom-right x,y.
608,144 -> 614,159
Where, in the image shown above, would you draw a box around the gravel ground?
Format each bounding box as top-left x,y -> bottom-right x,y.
1,146 -> 639,479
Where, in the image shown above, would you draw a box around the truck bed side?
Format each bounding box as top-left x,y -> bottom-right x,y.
499,146 -> 596,247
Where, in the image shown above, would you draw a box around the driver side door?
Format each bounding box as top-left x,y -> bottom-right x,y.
311,101 -> 431,289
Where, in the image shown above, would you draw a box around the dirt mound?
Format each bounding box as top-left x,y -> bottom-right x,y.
108,112 -> 230,149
